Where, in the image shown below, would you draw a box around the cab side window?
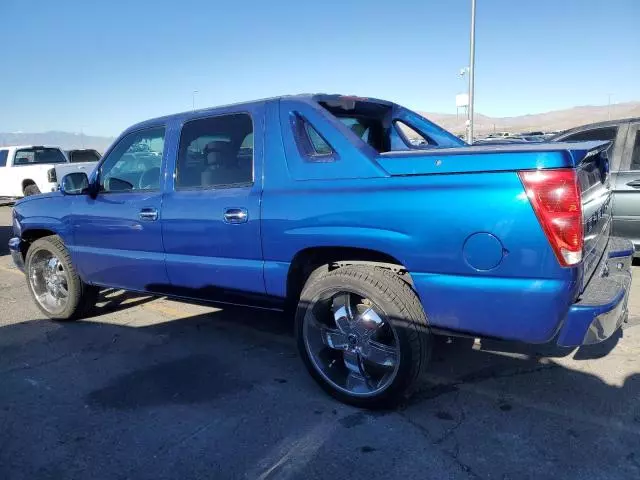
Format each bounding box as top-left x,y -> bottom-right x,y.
0,150 -> 7,167
562,127 -> 618,142
70,150 -> 101,163
99,127 -> 165,192
562,126 -> 618,158
176,114 -> 253,189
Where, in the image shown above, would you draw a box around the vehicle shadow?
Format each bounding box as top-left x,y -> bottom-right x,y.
29,290 -> 635,388
416,329 -> 626,399
0,225 -> 13,256
6,293 -> 634,401
1,300 -> 639,479
91,288 -> 158,316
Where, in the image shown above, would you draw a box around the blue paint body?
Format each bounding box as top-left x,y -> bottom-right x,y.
9,94 -> 634,347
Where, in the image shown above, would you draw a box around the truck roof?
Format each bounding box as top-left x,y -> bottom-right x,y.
125,94 -> 395,133
0,145 -> 63,150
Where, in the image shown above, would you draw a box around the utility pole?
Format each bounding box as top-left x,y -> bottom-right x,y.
467,0 -> 477,144
458,67 -> 470,124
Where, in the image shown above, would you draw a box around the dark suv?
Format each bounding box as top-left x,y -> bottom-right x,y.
553,117 -> 640,255
64,149 -> 102,163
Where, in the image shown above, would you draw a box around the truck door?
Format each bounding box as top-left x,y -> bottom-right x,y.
612,122 -> 640,251
70,125 -> 169,291
160,106 -> 266,302
0,149 -> 8,197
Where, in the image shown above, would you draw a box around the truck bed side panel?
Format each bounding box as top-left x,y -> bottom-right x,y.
262,173 -> 579,343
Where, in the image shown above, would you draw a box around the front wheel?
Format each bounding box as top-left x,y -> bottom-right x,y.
25,235 -> 98,320
296,265 -> 431,408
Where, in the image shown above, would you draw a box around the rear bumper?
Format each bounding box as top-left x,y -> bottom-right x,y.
8,237 -> 25,273
556,237 -> 634,347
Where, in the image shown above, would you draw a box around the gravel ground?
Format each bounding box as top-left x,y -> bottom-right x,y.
0,206 -> 639,480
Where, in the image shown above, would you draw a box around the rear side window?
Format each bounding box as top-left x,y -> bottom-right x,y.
0,150 -> 7,167
176,113 -> 253,189
69,150 -> 101,163
562,127 -> 618,142
630,131 -> 640,170
290,113 -> 334,160
562,126 -> 618,160
13,147 -> 66,165
305,123 -> 333,155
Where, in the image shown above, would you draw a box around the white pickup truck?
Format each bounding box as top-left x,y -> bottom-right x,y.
0,145 -> 99,197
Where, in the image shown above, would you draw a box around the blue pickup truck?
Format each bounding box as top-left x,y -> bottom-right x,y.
9,95 -> 634,407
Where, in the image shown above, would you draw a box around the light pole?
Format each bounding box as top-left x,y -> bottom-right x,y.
467,0 -> 477,144
458,67 -> 469,122
192,90 -> 199,110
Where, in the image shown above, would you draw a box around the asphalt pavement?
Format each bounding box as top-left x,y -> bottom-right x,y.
0,206 -> 639,480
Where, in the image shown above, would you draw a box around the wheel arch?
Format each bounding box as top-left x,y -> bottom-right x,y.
22,178 -> 37,191
20,228 -> 58,258
285,246 -> 414,306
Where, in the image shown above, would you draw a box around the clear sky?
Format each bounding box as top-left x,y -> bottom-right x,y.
1,0 -> 638,136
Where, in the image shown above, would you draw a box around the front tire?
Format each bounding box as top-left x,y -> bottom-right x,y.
295,265 -> 431,408
25,235 -> 98,320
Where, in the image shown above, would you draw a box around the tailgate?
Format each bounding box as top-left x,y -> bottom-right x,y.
577,143 -> 613,287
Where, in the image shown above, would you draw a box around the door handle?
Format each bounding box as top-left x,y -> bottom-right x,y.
223,207 -> 248,224
626,180 -> 640,188
139,207 -> 158,221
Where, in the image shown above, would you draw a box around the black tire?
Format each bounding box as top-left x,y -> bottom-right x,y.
295,264 -> 431,408
23,184 -> 41,196
25,235 -> 98,320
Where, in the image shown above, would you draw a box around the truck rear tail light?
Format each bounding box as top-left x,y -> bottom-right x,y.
518,169 -> 583,266
47,168 -> 57,183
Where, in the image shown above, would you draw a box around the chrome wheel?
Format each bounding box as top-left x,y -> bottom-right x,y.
302,291 -> 401,397
29,250 -> 69,315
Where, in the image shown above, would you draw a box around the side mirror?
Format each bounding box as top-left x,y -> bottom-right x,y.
59,172 -> 89,195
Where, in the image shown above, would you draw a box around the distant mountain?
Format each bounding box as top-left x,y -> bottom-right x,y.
0,131 -> 114,152
1,101 -> 638,149
421,101 -> 640,136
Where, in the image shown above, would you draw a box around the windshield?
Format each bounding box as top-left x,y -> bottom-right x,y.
14,147 -> 67,165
